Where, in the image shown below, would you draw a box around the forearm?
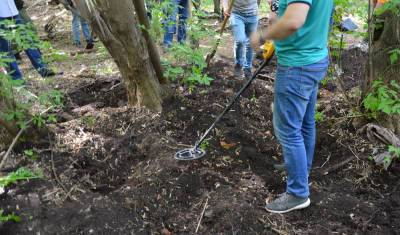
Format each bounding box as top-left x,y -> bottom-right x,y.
263,18 -> 298,40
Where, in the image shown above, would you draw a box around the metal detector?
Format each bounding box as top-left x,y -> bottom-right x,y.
175,54 -> 274,161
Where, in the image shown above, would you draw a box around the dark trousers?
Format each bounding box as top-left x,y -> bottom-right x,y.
0,15 -> 48,80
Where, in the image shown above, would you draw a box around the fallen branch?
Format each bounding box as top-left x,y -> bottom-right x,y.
0,128 -> 25,170
195,196 -> 209,233
321,155 -> 357,175
322,152 -> 368,175
359,123 -> 400,147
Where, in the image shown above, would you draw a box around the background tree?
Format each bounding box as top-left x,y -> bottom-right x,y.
74,0 -> 167,111
364,2 -> 400,134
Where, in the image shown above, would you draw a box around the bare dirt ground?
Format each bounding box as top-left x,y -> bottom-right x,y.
1,1 -> 399,234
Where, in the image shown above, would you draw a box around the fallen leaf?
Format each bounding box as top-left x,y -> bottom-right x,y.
220,139 -> 237,150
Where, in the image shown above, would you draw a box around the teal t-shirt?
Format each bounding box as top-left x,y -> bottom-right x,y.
275,0 -> 334,66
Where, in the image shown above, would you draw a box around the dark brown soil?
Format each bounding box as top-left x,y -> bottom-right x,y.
1,1 -> 399,233
1,54 -> 399,234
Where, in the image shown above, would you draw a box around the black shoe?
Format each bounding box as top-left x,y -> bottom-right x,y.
243,68 -> 252,79
14,52 -> 22,61
85,43 -> 95,50
40,69 -> 63,77
234,64 -> 243,78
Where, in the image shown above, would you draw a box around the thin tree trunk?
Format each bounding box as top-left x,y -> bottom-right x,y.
132,0 -> 167,85
363,6 -> 400,134
213,0 -> 220,14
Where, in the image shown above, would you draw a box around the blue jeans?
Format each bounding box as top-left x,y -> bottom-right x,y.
273,56 -> 329,198
72,12 -> 92,45
0,15 -> 48,80
163,0 -> 189,47
230,13 -> 258,69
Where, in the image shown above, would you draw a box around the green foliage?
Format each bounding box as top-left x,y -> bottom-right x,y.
24,149 -> 38,160
389,48 -> 400,64
146,2 -> 216,89
374,0 -> 400,16
81,116 -> 95,128
0,19 -> 63,133
163,41 -> 213,88
200,139 -> 210,150
146,0 -> 175,43
0,210 -> 20,223
315,110 -> 326,123
363,80 -> 400,119
250,93 -> 257,102
383,145 -> 400,168
389,145 -> 400,158
161,9 -> 216,89
0,168 -> 42,188
334,0 -> 368,18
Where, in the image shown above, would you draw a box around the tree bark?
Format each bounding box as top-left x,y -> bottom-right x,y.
132,0 -> 167,85
74,0 -> 163,111
363,5 -> 400,134
213,0 -> 220,14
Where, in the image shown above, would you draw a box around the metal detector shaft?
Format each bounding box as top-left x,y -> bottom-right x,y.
193,58 -> 271,150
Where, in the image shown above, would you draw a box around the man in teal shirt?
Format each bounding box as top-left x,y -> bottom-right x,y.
251,0 -> 334,213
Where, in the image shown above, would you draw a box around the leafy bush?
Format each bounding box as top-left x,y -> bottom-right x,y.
363,80 -> 400,119
161,9 -> 216,89
0,167 -> 42,188
0,19 -> 63,134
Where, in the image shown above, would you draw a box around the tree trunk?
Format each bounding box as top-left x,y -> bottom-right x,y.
74,0 -> 163,111
213,0 -> 220,14
364,5 -> 400,134
132,0 -> 167,85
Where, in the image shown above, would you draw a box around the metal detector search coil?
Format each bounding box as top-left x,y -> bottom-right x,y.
174,148 -> 206,161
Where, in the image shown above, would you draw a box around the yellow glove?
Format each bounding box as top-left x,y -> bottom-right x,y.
262,41 -> 275,61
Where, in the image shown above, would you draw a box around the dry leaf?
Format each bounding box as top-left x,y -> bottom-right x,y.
220,139 -> 237,150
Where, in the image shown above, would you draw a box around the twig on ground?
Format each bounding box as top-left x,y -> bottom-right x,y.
195,196 -> 209,233
49,134 -> 73,201
64,185 -> 77,202
322,155 -> 364,175
0,128 -> 25,170
176,143 -> 193,148
257,74 -> 275,81
320,152 -> 331,168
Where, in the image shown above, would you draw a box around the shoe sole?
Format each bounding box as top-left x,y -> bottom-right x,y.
265,198 -> 311,214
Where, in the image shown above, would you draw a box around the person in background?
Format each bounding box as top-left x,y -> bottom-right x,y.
268,0 -> 279,24
372,0 -> 389,41
0,0 -> 58,80
222,0 -> 258,79
251,0 -> 334,213
14,0 -> 33,25
67,0 -> 94,49
163,0 -> 190,47
13,0 -> 36,61
374,0 -> 388,8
